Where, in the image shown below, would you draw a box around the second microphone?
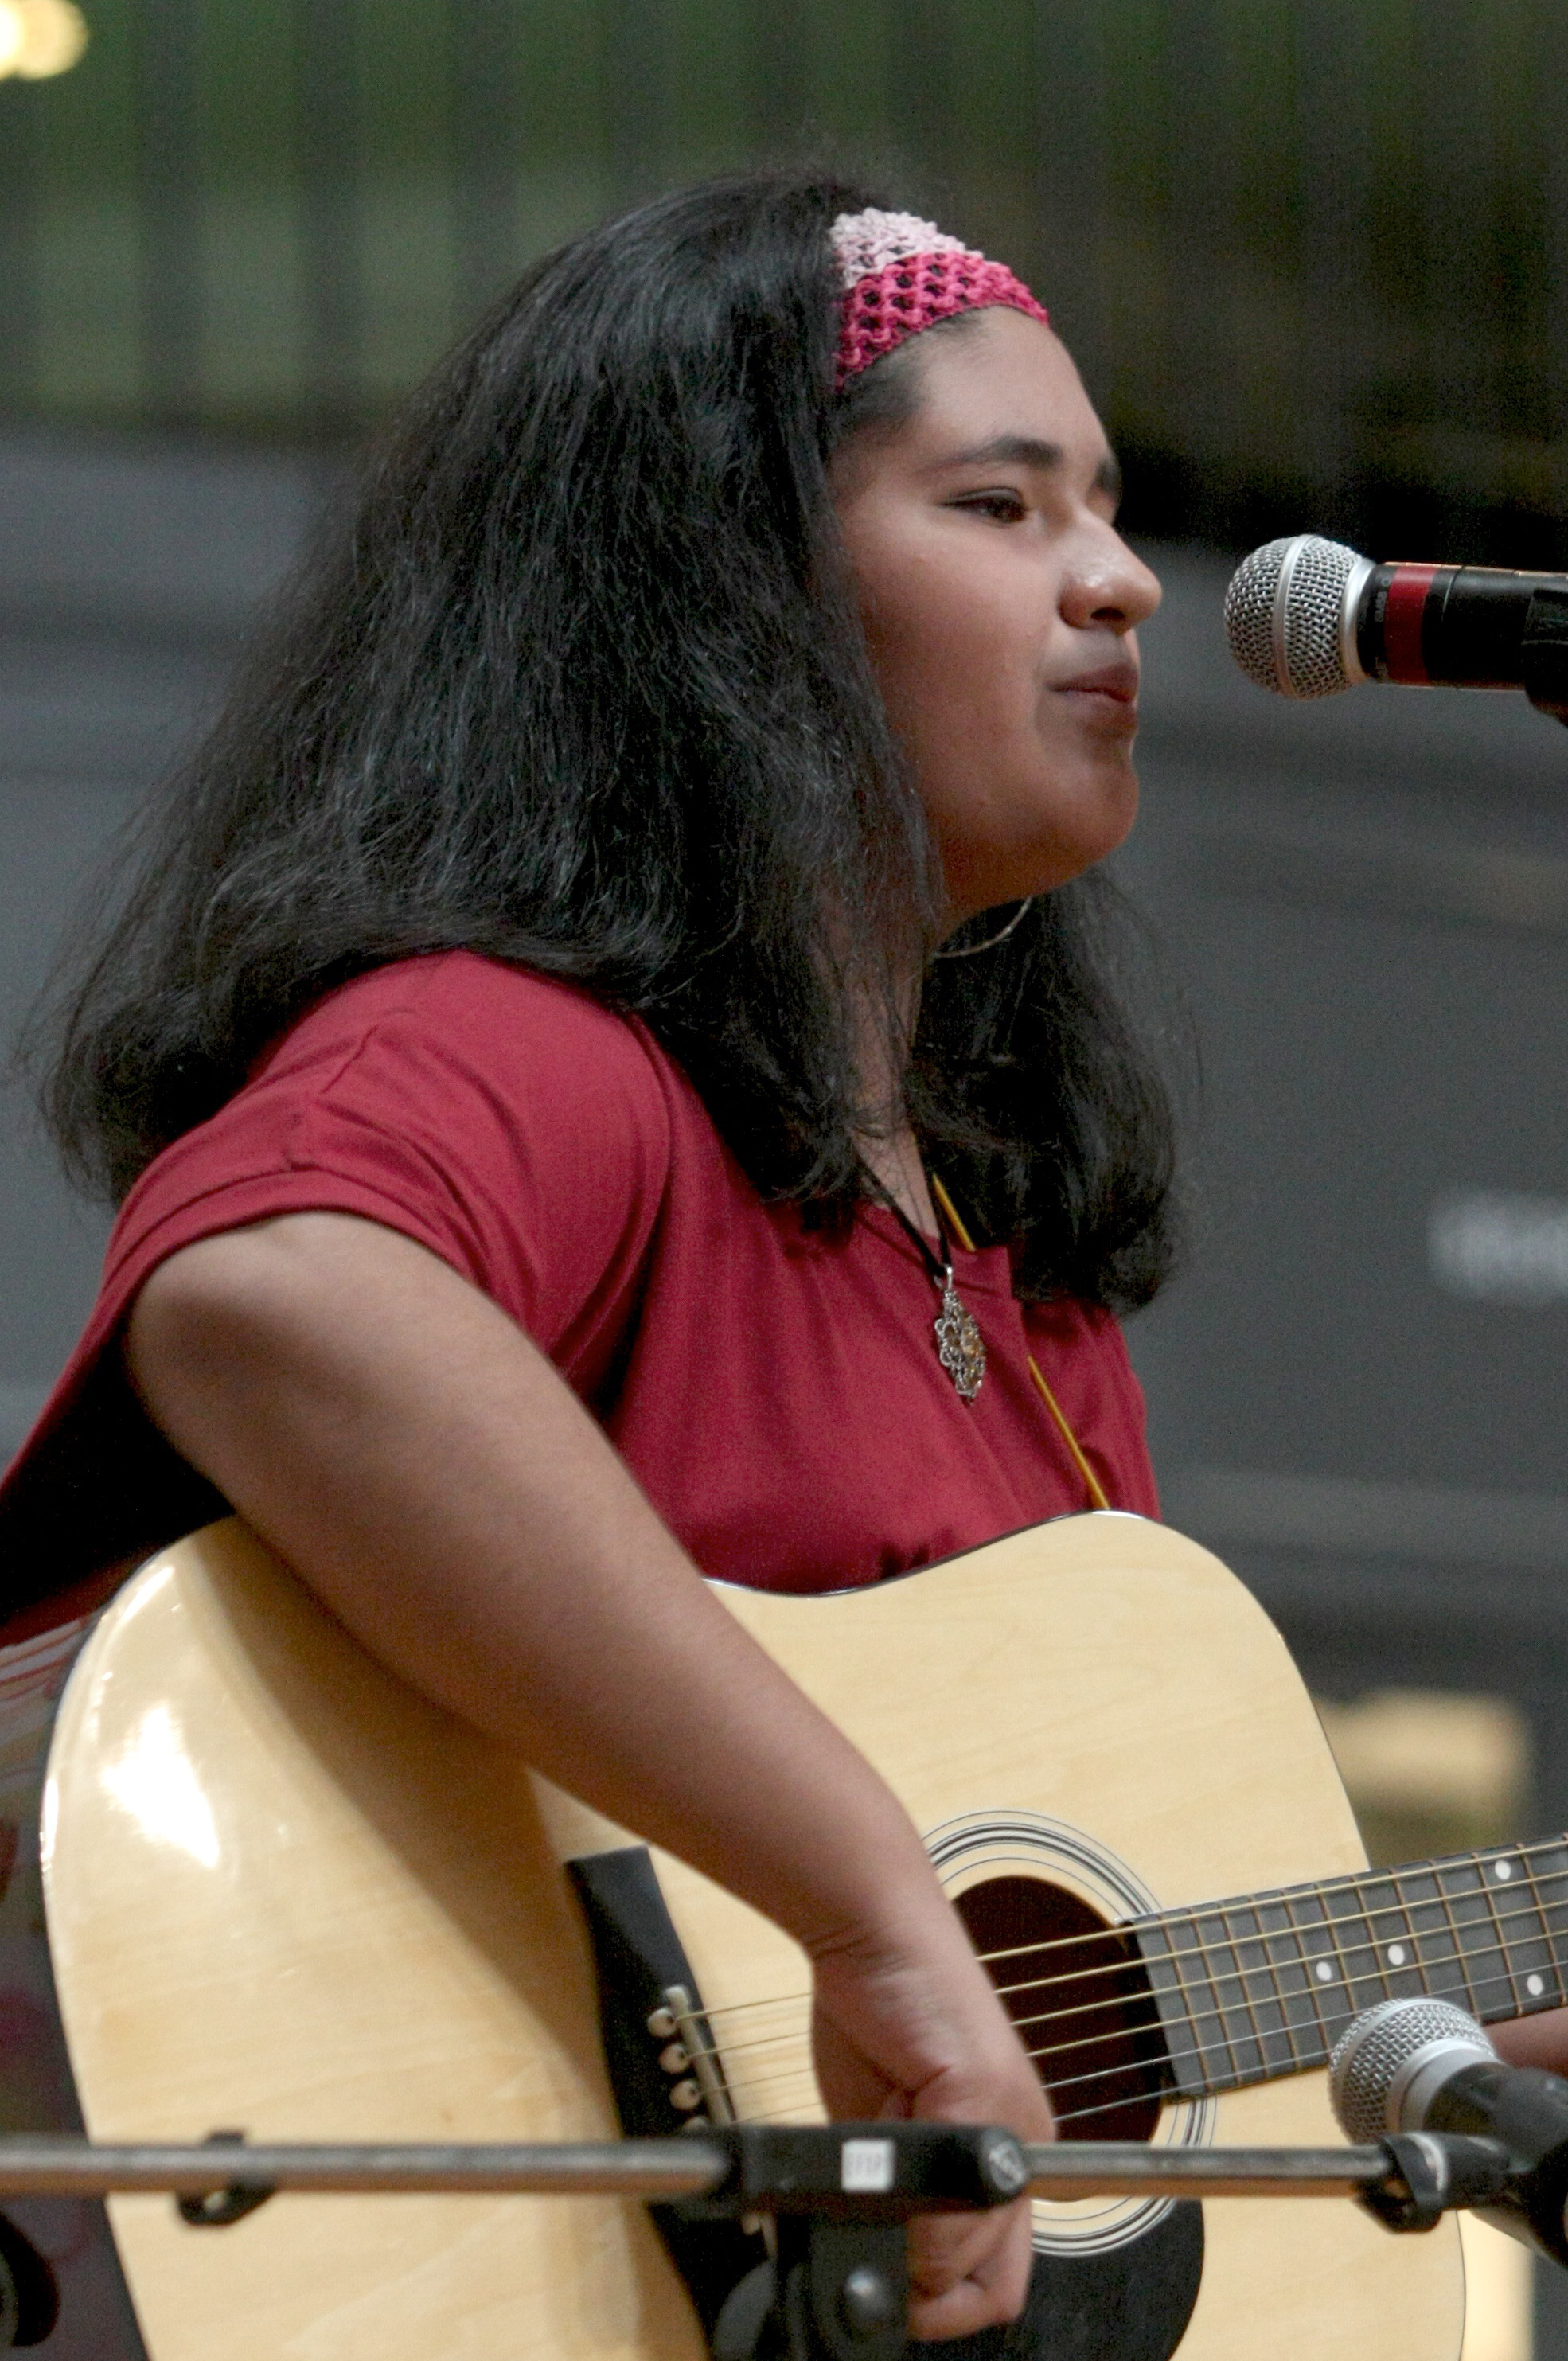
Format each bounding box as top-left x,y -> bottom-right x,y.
1332,1996 -> 1568,2263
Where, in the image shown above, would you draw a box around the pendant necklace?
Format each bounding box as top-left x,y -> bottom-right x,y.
880,1184 -> 987,1403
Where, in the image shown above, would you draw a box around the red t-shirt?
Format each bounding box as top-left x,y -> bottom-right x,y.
0,954 -> 1157,1618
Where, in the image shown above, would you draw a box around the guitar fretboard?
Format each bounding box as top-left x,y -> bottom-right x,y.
1133,1837 -> 1568,2102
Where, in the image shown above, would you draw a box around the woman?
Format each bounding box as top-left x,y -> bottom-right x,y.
2,172 -> 1177,2343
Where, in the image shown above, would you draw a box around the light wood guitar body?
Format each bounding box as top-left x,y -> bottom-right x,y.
41,1511 -> 1465,2359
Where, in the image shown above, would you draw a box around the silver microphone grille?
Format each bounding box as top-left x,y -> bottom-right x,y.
1328,1997 -> 1496,2145
1223,533 -> 1369,699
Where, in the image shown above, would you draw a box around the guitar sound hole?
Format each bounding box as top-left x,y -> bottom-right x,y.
954,1874 -> 1170,2144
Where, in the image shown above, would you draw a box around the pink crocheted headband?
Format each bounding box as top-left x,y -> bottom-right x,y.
830,208 -> 1050,393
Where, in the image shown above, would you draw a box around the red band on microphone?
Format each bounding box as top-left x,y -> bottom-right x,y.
1381,564 -> 1438,684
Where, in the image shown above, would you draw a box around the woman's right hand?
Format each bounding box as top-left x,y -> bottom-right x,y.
808,1906 -> 1054,2341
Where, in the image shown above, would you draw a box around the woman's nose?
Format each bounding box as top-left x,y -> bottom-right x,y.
1063,533 -> 1163,634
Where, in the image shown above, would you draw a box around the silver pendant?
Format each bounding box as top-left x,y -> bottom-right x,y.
934,1274 -> 986,1402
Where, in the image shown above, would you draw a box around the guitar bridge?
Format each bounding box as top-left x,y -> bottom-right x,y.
658,1982 -> 737,2125
566,1846 -> 765,2340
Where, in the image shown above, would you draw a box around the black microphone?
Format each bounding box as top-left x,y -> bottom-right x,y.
1331,1997 -> 1568,2262
1224,535 -> 1568,724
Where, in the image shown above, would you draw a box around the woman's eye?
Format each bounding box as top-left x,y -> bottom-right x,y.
955,490 -> 1028,524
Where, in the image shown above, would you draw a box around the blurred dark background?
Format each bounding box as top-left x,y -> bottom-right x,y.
6,0 -> 1568,558
3,7 -> 1568,2350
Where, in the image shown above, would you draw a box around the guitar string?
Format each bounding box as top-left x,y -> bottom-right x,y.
719,1939 -> 1537,2109
715,1947 -> 1539,2121
1047,2031 -> 1452,2133
695,1847 -> 1568,2024
687,1868 -> 1568,2117
720,1946 -> 1525,2110
989,1872 -> 1568,2006
1024,1947 -> 1534,2100
695,2072 -> 1463,2137
691,1869 -> 1568,2050
696,1961 -> 1168,2066
691,1908 -> 1568,2090
736,1945 -> 1539,2115
688,1974 -> 1205,2063
685,1907 -> 1565,2113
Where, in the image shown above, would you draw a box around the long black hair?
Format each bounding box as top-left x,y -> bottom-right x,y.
36,168 -> 1183,1310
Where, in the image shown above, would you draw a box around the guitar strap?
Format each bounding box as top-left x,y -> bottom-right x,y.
0,1611 -> 148,2355
927,1174 -> 1113,1513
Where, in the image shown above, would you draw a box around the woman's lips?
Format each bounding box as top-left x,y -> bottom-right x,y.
1054,664 -> 1140,725
1055,662 -> 1138,702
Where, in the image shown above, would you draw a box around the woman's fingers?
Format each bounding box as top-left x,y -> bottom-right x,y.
807,1933 -> 1052,2337
900,2082 -> 1039,2338
907,2201 -> 1036,2340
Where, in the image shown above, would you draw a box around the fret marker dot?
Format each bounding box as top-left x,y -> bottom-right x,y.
1529,1974 -> 1547,1996
1315,1961 -> 1334,1982
1387,1944 -> 1406,1966
1495,1860 -> 1513,1881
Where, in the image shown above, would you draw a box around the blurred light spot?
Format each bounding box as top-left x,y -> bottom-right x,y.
101,1703 -> 219,1871
1459,2211 -> 1532,2361
1430,1191 -> 1568,1303
1316,1688 -> 1527,1834
0,0 -> 88,81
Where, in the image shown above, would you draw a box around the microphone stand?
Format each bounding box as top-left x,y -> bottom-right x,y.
0,2123 -> 1519,2361
1524,586 -> 1568,724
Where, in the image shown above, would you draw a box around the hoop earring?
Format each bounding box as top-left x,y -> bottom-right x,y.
932,898 -> 1035,960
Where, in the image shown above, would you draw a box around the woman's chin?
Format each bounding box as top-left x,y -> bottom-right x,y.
1039,767 -> 1142,884
934,759 -> 1141,914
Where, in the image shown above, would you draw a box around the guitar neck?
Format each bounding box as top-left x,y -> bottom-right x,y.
1133,1836 -> 1568,2102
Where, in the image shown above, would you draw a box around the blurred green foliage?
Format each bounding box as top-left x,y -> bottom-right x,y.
2,0 -> 1566,553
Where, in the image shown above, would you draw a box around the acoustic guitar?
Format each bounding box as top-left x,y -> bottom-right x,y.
41,1509 -> 1564,2359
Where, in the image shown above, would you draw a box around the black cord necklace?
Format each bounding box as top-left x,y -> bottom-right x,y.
878,1183 -> 988,1403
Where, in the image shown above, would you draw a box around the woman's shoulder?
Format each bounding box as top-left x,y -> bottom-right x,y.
99,953 -> 697,1428
100,952 -> 696,1311
1020,1290 -> 1136,1373
251,950 -> 700,1156
266,952 -> 670,1086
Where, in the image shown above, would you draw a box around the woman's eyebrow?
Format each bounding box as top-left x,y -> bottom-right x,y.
933,435 -> 1125,500
938,433 -> 1063,471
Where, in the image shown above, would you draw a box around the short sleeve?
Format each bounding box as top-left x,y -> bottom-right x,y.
0,954 -> 673,1602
